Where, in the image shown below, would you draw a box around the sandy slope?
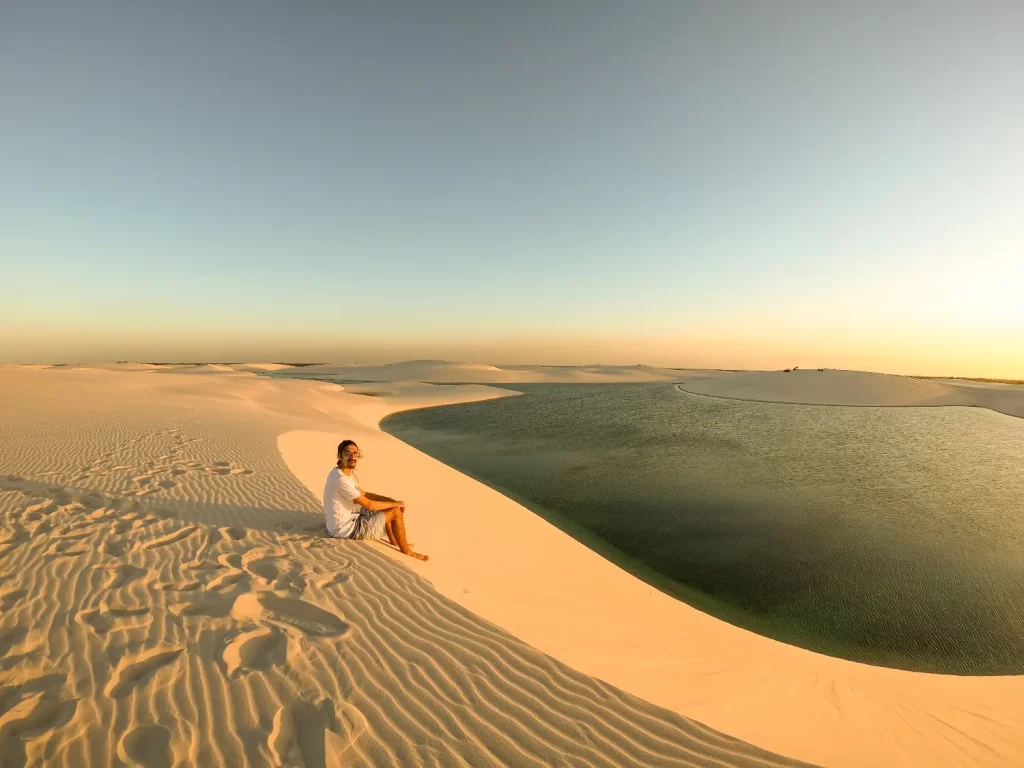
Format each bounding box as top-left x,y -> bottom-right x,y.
276,360 -> 691,384
677,369 -> 1024,418
927,377 -> 1024,419
0,367 -> 806,768
276,365 -> 1024,768
229,363 -> 295,372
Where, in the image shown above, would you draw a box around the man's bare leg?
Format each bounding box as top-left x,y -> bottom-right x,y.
364,495 -> 403,548
384,519 -> 399,547
384,508 -> 427,561
368,493 -> 401,548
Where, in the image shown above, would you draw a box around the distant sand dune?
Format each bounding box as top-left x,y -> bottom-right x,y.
284,360 -> 692,384
677,368 -> 1024,418
0,367 -> 808,767
230,362 -> 295,372
679,368 -> 966,406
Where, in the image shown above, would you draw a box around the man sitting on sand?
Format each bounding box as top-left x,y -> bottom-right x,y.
323,439 -> 428,561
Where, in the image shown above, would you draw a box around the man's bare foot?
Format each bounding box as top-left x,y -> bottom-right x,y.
407,551 -> 428,561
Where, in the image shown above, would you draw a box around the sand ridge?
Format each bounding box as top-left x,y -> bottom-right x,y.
272,360 -> 692,384
676,368 -> 1024,418
275,365 -> 1024,768
0,366 -> 808,767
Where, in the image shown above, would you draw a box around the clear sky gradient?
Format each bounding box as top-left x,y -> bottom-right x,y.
2,2 -> 1022,375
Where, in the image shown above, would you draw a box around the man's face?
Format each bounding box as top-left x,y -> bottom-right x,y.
340,446 -> 360,469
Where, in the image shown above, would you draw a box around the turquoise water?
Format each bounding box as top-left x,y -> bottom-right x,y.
382,383 -> 1024,674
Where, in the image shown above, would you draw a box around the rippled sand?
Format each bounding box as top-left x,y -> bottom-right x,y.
0,366 -> 807,767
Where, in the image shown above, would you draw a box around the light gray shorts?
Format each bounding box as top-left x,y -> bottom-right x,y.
351,509 -> 388,541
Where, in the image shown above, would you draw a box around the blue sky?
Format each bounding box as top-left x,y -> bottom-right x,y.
1,1 -> 1022,374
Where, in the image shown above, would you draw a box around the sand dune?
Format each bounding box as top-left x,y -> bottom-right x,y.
0,367 -> 807,767
281,360 -> 691,384
229,363 -> 295,372
678,368 -> 1024,418
36,362 -> 295,375
928,377 -> 1024,418
276,366 -> 1024,768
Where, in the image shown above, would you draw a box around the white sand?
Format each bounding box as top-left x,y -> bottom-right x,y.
677,368 -> 1024,418
2,363 -> 1022,766
284,360 -> 691,384
926,377 -> 1024,419
229,363 -> 295,372
0,366 -> 807,767
277,365 -> 1024,768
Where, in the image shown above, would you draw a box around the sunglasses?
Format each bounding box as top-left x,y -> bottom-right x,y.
341,450 -> 362,458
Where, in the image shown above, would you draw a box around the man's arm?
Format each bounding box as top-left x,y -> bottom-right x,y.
354,494 -> 403,512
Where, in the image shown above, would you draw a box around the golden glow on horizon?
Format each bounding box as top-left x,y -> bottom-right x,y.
3,324 -> 1021,379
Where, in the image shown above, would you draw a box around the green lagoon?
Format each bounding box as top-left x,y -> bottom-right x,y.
383,383 -> 1024,674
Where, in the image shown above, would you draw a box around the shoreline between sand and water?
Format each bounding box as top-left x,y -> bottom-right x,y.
275,365 -> 1024,768
378,382 -> 1024,676
2,363 -> 1022,766
2,365 -> 814,768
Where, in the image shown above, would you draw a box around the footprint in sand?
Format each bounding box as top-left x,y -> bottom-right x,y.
100,564 -> 147,591
105,648 -> 183,698
104,538 -> 138,557
113,516 -> 154,535
203,550 -> 254,593
137,458 -> 256,481
0,526 -> 29,547
274,562 -> 311,593
244,557 -> 280,583
217,552 -> 242,569
202,462 -> 253,477
26,519 -> 55,537
206,569 -> 251,594
0,627 -> 35,670
240,549 -> 287,584
269,699 -> 367,767
315,571 -> 353,590
77,602 -> 152,635
63,512 -> 108,528
156,581 -> 202,592
231,593 -> 350,639
0,627 -> 26,655
53,529 -> 96,542
169,594 -> 235,619
23,499 -> 60,520
185,528 -> 225,568
117,724 -> 173,768
225,549 -> 310,592
0,674 -> 78,760
143,525 -> 199,551
0,589 -> 27,611
44,540 -> 89,559
221,626 -> 287,678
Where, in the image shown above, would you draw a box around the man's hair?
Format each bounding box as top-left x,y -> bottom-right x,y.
338,439 -> 358,456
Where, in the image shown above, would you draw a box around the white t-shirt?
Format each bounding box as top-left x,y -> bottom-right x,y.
324,466 -> 363,538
